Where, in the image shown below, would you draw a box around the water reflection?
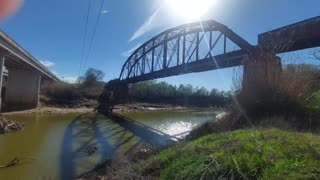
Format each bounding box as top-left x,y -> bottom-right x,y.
159,121 -> 193,136
0,110 -> 216,179
60,113 -> 177,179
124,110 -> 216,137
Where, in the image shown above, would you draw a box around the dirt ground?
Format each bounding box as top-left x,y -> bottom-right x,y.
0,103 -> 188,116
114,103 -> 185,112
1,106 -> 94,115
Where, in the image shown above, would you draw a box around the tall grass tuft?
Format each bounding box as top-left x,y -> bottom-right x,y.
41,82 -> 81,102
189,62 -> 320,139
231,63 -> 320,130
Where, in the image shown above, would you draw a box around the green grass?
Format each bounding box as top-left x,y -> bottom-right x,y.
134,128 -> 320,180
307,91 -> 320,110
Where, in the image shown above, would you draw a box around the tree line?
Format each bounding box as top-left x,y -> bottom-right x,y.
128,80 -> 232,107
42,68 -> 232,108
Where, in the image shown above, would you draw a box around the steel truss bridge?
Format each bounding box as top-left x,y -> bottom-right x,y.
116,16 -> 320,85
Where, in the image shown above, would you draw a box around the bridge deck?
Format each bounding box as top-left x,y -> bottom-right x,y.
0,30 -> 58,81
259,16 -> 320,54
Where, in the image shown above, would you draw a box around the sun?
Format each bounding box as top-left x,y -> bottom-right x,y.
166,0 -> 215,20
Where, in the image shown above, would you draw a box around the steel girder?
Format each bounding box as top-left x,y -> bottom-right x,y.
119,20 -> 253,84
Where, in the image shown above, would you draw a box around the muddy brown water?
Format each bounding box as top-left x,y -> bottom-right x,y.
0,109 -> 217,179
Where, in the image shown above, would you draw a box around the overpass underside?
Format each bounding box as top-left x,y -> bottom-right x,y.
0,30 -> 58,112
0,55 -> 41,111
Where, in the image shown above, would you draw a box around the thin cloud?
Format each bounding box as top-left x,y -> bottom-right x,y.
122,43 -> 142,57
40,60 -> 55,68
61,76 -> 78,83
50,70 -> 78,83
129,8 -> 161,42
101,10 -> 109,14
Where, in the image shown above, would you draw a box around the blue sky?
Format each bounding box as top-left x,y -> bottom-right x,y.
0,0 -> 319,90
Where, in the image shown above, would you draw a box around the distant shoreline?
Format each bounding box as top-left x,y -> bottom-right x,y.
1,102 -> 223,115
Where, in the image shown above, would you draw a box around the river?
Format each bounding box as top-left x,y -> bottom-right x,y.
0,109 -> 217,179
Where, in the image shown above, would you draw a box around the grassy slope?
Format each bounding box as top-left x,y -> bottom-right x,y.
307,91 -> 320,110
135,128 -> 320,180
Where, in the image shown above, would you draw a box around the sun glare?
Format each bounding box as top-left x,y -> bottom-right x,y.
166,0 -> 215,20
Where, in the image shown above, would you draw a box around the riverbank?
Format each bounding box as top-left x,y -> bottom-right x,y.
132,128 -> 320,179
115,103 -> 186,112
1,102 -> 219,116
79,128 -> 320,179
76,107 -> 320,179
1,106 -> 94,115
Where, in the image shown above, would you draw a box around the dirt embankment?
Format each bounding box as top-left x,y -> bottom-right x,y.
40,95 -> 98,109
114,103 -> 185,112
1,103 -> 189,116
1,106 -> 94,115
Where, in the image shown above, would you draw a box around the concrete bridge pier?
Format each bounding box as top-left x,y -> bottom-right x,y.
0,30 -> 58,112
4,68 -> 41,111
97,80 -> 129,114
0,55 -> 5,111
242,50 -> 282,102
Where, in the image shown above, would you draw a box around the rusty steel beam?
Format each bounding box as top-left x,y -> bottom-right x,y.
120,50 -> 246,84
259,16 -> 320,53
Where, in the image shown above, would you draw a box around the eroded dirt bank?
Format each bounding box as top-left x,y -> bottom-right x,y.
1,106 -> 94,115
0,103 -> 196,116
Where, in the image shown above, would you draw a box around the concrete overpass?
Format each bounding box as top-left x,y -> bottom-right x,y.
0,30 -> 59,112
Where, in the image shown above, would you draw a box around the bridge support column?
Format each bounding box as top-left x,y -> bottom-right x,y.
4,69 -> 41,111
242,50 -> 282,103
0,55 -> 5,112
97,80 -> 129,115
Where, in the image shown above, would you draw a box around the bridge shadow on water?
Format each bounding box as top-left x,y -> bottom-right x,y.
60,112 -> 177,180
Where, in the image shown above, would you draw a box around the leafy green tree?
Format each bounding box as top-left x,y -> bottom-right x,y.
78,68 -> 105,99
81,68 -> 105,87
195,87 -> 209,97
128,80 -> 231,106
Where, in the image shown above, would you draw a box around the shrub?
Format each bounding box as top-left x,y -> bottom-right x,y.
230,63 -> 320,130
41,82 -> 81,101
307,90 -> 320,110
182,63 -> 320,140
80,82 -> 105,99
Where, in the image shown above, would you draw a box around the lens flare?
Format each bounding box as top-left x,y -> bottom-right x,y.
166,0 -> 215,20
0,0 -> 23,20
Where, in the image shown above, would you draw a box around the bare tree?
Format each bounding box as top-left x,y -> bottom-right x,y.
313,48 -> 320,61
81,68 -> 105,87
